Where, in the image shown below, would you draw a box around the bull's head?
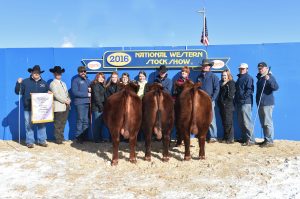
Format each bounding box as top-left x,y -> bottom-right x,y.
175,79 -> 202,91
147,83 -> 163,92
117,81 -> 140,93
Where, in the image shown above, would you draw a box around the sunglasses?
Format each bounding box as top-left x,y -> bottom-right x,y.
80,70 -> 87,73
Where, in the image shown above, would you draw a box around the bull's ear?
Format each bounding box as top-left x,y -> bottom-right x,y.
129,82 -> 140,93
194,82 -> 202,89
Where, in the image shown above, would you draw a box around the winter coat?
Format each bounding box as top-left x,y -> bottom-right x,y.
154,74 -> 172,94
218,80 -> 236,111
15,76 -> 49,111
256,73 -> 279,106
91,82 -> 106,112
71,75 -> 91,105
105,83 -> 121,100
197,71 -> 220,101
235,73 -> 254,106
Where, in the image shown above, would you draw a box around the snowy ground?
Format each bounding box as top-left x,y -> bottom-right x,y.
0,139 -> 300,199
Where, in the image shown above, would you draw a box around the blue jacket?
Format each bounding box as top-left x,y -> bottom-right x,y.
197,71 -> 220,101
256,73 -> 279,106
235,73 -> 254,106
154,74 -> 172,94
15,76 -> 49,111
71,75 -> 91,105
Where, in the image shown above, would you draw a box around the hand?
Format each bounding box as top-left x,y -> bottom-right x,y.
88,87 -> 91,93
65,99 -> 71,105
88,93 -> 91,97
17,78 -> 23,83
48,91 -> 53,94
265,75 -> 270,80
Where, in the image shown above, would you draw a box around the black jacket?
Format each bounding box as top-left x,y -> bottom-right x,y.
218,80 -> 236,111
91,82 -> 105,112
105,83 -> 121,100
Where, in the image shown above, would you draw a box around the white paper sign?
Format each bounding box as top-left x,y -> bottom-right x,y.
31,93 -> 54,124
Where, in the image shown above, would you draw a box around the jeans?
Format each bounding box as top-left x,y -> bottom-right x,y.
258,105 -> 274,143
92,111 -> 103,142
75,104 -> 89,138
53,109 -> 69,141
237,104 -> 255,143
207,101 -> 218,139
24,111 -> 47,144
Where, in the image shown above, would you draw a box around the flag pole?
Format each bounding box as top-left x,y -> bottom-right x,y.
198,8 -> 208,52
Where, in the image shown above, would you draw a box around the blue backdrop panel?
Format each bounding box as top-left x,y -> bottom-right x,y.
0,43 -> 299,141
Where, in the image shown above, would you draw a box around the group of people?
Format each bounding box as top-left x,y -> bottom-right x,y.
15,59 -> 279,148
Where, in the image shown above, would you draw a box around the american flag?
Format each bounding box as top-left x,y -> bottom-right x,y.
201,16 -> 209,46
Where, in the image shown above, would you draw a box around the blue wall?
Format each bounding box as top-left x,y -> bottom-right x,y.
1,43 -> 299,141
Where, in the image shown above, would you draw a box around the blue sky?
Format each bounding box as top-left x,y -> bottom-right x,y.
0,0 -> 299,48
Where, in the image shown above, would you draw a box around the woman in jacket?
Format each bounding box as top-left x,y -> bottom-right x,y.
105,71 -> 120,100
90,72 -> 106,142
218,69 -> 236,144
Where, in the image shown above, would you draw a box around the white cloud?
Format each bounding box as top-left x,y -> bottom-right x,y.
61,37 -> 74,48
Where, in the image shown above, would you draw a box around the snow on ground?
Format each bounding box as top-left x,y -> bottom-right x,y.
0,139 -> 300,199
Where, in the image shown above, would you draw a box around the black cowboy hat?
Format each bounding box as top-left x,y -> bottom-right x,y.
258,62 -> 268,68
27,65 -> 44,73
49,66 -> 65,74
157,65 -> 168,73
200,59 -> 213,67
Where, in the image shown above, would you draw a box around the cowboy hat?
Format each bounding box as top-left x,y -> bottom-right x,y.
49,66 -> 65,74
200,59 -> 213,67
27,65 -> 44,73
157,65 -> 168,73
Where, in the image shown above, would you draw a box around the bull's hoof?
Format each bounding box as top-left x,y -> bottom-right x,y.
111,160 -> 118,166
162,156 -> 169,162
199,155 -> 206,160
129,158 -> 137,164
184,156 -> 191,161
144,156 -> 151,161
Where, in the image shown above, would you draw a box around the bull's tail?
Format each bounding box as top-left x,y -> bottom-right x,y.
153,90 -> 162,139
190,88 -> 199,135
120,90 -> 130,139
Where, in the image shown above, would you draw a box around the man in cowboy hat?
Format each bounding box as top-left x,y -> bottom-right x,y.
49,66 -> 71,144
235,63 -> 255,146
154,65 -> 172,94
15,65 -> 50,148
197,59 -> 220,143
256,62 -> 279,147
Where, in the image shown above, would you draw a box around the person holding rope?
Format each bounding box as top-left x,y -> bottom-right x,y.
235,63 -> 255,146
71,66 -> 91,144
256,62 -> 279,147
15,65 -> 50,148
49,66 -> 71,144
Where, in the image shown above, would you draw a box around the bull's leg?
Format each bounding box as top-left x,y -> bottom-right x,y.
183,131 -> 191,161
129,134 -> 138,164
144,128 -> 152,161
162,130 -> 171,162
198,133 -> 206,160
111,132 -> 120,166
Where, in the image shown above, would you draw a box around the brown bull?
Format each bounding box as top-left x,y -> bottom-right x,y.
142,83 -> 174,162
175,80 -> 212,160
103,82 -> 142,165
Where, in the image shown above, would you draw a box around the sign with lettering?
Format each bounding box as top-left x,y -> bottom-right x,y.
31,93 -> 54,124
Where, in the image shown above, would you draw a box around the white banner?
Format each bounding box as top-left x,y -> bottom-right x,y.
31,93 -> 54,124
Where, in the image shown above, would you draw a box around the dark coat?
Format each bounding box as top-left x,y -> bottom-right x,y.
256,73 -> 279,106
71,75 -> 91,105
235,73 -> 254,106
105,83 -> 121,100
197,71 -> 220,101
218,80 -> 236,111
154,74 -> 172,94
15,76 -> 49,111
91,82 -> 106,112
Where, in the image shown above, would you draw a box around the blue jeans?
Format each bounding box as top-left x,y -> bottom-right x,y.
24,111 -> 47,144
75,104 -> 89,138
237,104 -> 255,143
259,105 -> 274,143
92,111 -> 103,141
207,101 -> 218,139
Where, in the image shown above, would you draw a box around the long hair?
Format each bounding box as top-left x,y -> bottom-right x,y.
181,66 -> 190,74
92,72 -> 105,85
223,69 -> 233,81
106,71 -> 119,88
